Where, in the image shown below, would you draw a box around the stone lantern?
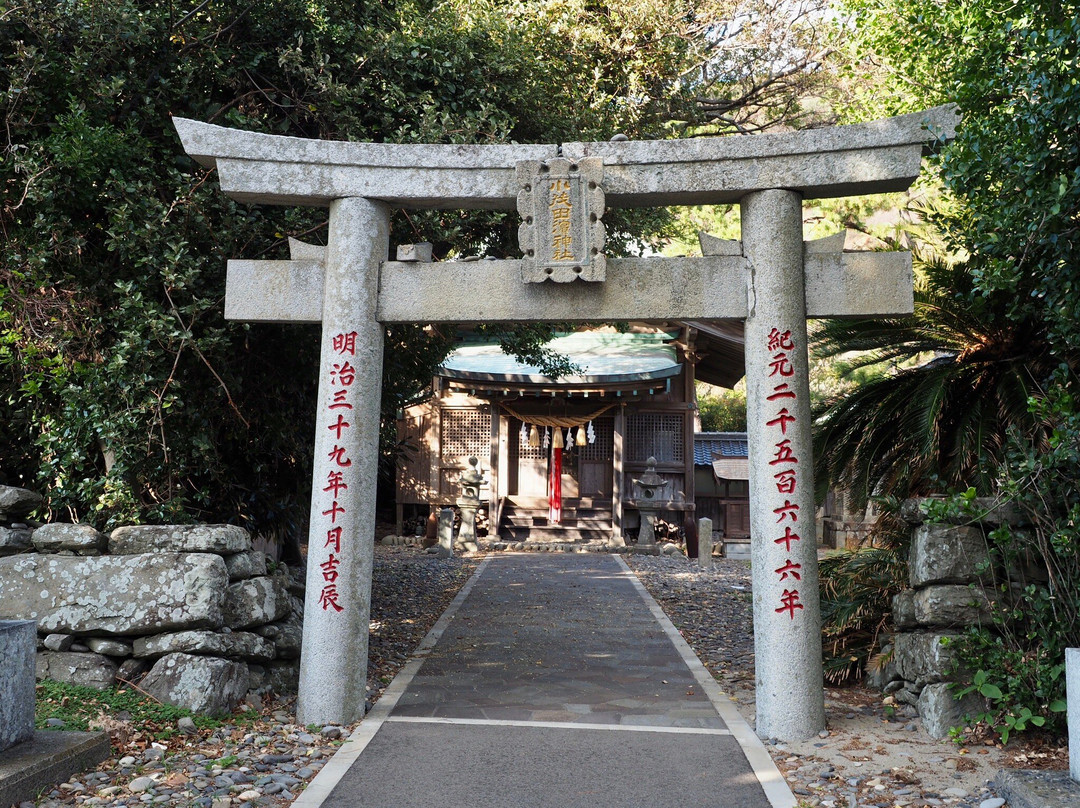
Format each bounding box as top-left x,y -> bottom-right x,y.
455,456 -> 485,553
632,457 -> 670,548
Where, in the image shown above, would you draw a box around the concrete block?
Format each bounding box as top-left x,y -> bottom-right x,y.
994,768 -> 1080,808
141,653 -> 248,716
724,540 -> 751,560
892,589 -> 917,630
917,682 -> 982,739
0,730 -> 110,807
32,523 -> 107,555
913,584 -> 992,627
396,242 -> 433,262
0,485 -> 42,520
36,651 -> 118,690
893,631 -> 963,686
109,524 -> 250,555
0,620 -> 35,752
0,526 -> 34,555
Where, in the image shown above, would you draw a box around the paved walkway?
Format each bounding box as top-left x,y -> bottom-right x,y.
294,554 -> 795,808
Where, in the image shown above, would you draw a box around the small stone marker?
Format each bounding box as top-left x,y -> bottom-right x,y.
698,518 -> 713,571
1068,647 -> 1079,782
434,507 -> 454,558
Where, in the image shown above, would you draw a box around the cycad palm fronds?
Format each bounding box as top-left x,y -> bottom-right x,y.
812,247 -> 1051,509
819,508 -> 910,684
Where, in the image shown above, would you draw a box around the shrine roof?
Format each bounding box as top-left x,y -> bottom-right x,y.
694,432 -> 749,466
438,330 -> 681,385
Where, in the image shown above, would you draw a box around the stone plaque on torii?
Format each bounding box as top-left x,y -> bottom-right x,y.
174,106 -> 957,741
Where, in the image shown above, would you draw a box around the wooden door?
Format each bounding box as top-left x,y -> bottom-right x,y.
578,417 -> 614,498
515,425 -> 548,497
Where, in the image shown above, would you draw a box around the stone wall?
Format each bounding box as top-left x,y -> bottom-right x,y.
0,484 -> 304,716
871,498 -> 1021,738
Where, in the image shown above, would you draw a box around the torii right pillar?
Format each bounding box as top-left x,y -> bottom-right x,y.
742,189 -> 827,740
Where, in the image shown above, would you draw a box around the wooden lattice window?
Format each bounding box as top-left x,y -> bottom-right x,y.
441,408 -> 491,461
579,416 -> 614,461
626,412 -> 684,464
519,439 -> 547,461
515,420 -> 551,460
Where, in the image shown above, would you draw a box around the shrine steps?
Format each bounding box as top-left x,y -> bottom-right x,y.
496,497 -> 614,544
479,539 -> 641,554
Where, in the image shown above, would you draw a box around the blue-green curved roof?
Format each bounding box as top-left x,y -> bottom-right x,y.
439,330 -> 681,385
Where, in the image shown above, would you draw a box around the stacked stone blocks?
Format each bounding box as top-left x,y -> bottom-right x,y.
0,485 -> 303,716
874,498 -> 1013,738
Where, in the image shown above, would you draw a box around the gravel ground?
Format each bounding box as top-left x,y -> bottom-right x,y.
28,546 -> 1057,808
626,553 -> 1013,808
25,545 -> 478,808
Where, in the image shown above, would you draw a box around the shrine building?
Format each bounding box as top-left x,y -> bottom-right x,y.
396,322 -> 758,548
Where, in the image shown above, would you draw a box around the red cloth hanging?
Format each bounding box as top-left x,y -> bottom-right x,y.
548,446 -> 562,524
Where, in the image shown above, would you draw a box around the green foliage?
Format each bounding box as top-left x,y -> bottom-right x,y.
812,244 -> 1053,508
840,0 -> 1080,740
953,656 -> 1068,744
0,0 -> 703,531
818,505 -> 909,684
34,680 -> 232,736
948,393 -> 1080,741
696,383 -> 746,432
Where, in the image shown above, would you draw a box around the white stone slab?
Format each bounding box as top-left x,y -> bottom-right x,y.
1068,647 -> 1079,782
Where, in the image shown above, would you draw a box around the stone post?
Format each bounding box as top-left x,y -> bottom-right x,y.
1068,648 -> 1079,782
436,507 -> 455,558
297,197 -> 389,726
0,620 -> 35,752
698,517 -> 713,571
741,189 -> 826,741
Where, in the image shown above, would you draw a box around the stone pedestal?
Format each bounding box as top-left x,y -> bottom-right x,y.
698,518 -> 713,571
742,189 -> 825,741
297,197 -> 389,726
0,620 -> 35,752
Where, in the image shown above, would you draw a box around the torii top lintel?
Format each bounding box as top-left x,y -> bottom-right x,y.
173,106 -> 957,211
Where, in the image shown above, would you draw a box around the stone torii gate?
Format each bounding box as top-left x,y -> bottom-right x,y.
175,106 -> 956,741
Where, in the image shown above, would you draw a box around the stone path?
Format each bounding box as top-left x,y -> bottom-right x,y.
295,553 -> 795,808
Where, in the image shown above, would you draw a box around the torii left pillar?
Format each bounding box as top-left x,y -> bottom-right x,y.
297,197 -> 389,725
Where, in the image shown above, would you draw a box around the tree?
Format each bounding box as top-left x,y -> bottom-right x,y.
811,245 -> 1054,508
697,383 -> 747,431
0,0 -> 702,532
0,0 -> 861,537
829,0 -> 1080,735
